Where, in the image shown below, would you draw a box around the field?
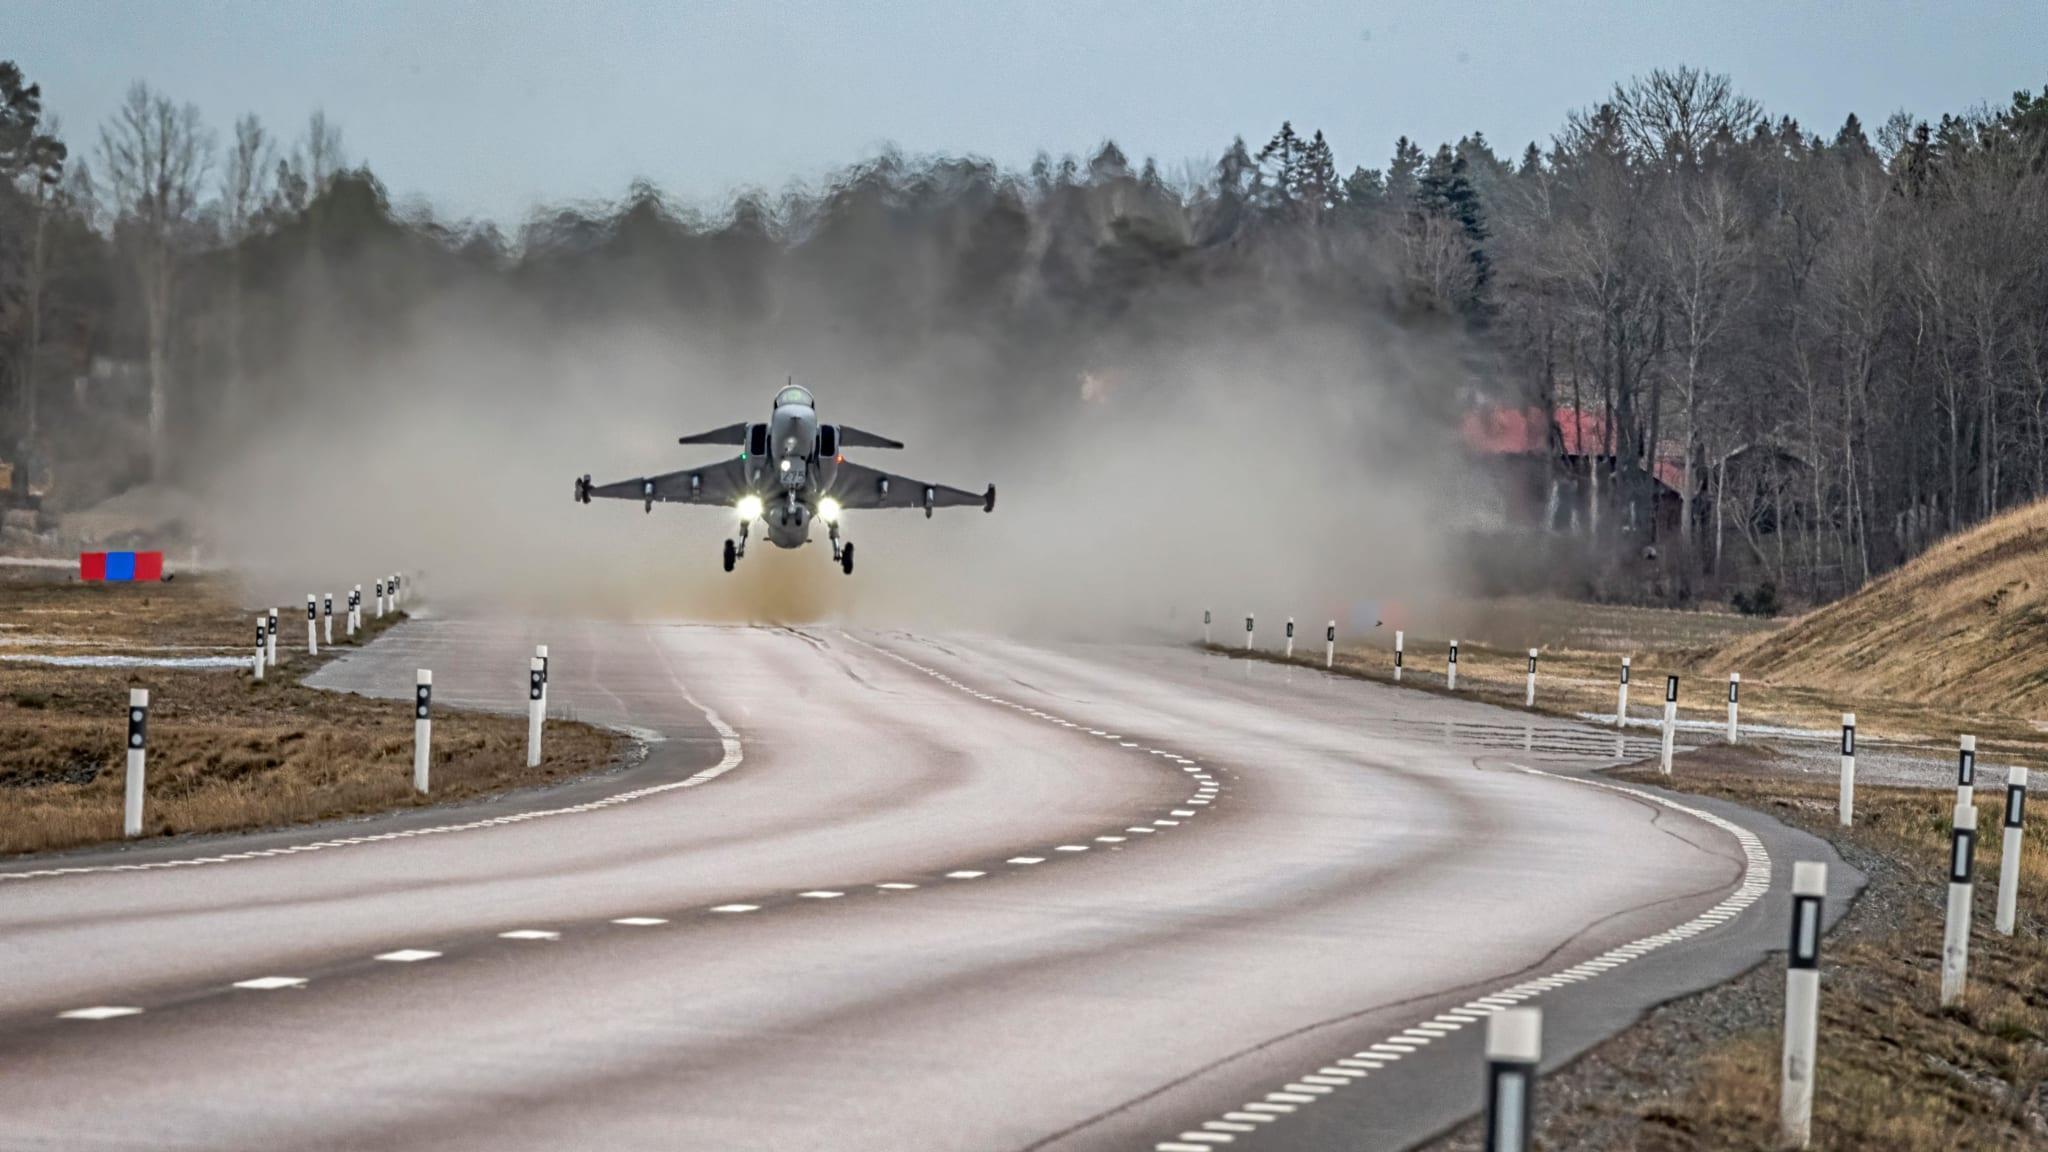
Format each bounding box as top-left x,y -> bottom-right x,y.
0,569 -> 621,856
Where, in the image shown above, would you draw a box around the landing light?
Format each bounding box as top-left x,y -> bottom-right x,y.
735,495 -> 764,521
818,498 -> 841,523
778,459 -> 791,473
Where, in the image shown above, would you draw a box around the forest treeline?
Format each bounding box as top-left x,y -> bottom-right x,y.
1,62 -> 2045,604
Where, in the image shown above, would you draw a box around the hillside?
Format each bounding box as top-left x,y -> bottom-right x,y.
1715,499 -> 2048,718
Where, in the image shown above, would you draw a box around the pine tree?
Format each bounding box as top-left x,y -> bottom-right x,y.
1256,121 -> 1304,212
1385,136 -> 1426,207
1299,130 -> 1338,212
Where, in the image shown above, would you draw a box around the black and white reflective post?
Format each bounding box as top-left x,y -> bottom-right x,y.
1447,638 -> 1459,691
1394,630 -> 1405,682
413,670 -> 432,793
1203,609 -> 1211,646
375,579 -> 385,619
123,688 -> 149,838
1483,1007 -> 1541,1152
252,615 -> 266,681
1616,656 -> 1631,727
1780,860 -> 1827,1149
322,592 -> 334,646
1838,713 -> 1856,827
348,586 -> 359,636
266,608 -> 279,667
1942,801 -> 1977,1007
1998,766 -> 2028,936
1525,649 -> 1539,707
305,595 -> 319,657
1727,673 -> 1741,743
1284,617 -> 1296,659
526,656 -> 546,768
1244,614 -> 1254,652
1325,621 -> 1336,669
1955,734 -> 1977,809
1659,675 -> 1679,774
391,572 -> 401,609
535,643 -> 550,718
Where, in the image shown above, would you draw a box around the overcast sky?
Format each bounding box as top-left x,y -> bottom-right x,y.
12,0 -> 2045,224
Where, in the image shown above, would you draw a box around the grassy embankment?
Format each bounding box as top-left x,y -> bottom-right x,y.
0,570 -> 620,855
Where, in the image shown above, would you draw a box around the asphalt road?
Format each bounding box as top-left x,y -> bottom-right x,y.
0,620 -> 1856,1151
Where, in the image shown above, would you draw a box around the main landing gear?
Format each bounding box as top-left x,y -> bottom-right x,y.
829,520 -> 854,575
723,522 -> 749,573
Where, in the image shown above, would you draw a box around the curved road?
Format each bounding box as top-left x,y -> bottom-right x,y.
0,620 -> 1853,1151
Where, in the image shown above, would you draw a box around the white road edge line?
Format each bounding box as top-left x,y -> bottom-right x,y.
1153,764 -> 1772,1150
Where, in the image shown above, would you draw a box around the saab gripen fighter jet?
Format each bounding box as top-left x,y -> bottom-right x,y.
574,384 -> 994,574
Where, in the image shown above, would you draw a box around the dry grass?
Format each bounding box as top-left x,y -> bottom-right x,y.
1716,499 -> 2048,721
1605,761 -> 2048,1149
1222,581 -> 2048,761
0,572 -> 621,856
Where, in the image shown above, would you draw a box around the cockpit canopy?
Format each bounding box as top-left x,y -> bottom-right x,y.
774,384 -> 815,409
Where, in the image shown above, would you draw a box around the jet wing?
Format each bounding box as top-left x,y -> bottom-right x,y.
676,423 -> 749,446
826,460 -> 994,513
577,457 -> 750,509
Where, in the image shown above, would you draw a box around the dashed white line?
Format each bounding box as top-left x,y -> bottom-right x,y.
232,976 -> 308,990
797,890 -> 845,900
59,1006 -> 142,1020
374,950 -> 441,963
709,904 -> 760,914
1008,857 -> 1045,865
611,917 -> 667,927
498,929 -> 560,941
945,870 -> 986,879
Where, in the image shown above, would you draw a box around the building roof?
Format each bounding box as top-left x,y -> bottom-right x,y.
1460,405 -> 1688,493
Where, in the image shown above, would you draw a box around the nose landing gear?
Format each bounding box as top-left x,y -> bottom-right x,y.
723,522 -> 749,573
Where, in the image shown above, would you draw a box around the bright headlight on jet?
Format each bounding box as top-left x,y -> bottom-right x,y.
778,458 -> 791,473
818,498 -> 841,523
735,495 -> 764,521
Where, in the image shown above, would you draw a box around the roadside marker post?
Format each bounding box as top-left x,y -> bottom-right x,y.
266,609 -> 279,667
1394,630 -> 1404,682
122,689 -> 149,838
1727,673 -> 1741,743
1203,609 -> 1211,646
1284,617 -> 1295,659
1998,766 -> 2028,935
305,595 -> 318,657
252,616 -> 266,682
1780,860 -> 1827,1149
1447,639 -> 1459,691
1660,676 -> 1678,774
536,644 -> 550,717
1525,649 -> 1538,707
1955,735 -> 1976,809
375,579 -> 385,619
1325,621 -> 1336,669
1483,1007 -> 1541,1152
1942,801 -> 1977,1007
322,593 -> 334,646
1244,614 -> 1254,652
1616,657 -> 1631,727
1839,714 -> 1857,827
526,657 -> 546,768
391,572 -> 401,609
413,670 -> 432,794
346,587 -> 357,637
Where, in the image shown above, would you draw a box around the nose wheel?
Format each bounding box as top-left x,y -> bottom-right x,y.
722,538 -> 736,572
840,541 -> 855,575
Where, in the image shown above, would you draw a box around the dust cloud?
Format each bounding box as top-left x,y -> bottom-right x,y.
197,166 -> 1478,642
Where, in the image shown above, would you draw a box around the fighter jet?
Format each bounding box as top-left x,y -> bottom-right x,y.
573,383 -> 994,574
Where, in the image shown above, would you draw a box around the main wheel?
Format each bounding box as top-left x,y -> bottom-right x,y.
841,541 -> 855,575
722,539 -> 737,572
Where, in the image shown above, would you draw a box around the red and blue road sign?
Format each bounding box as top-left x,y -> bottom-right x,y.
79,551 -> 164,583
